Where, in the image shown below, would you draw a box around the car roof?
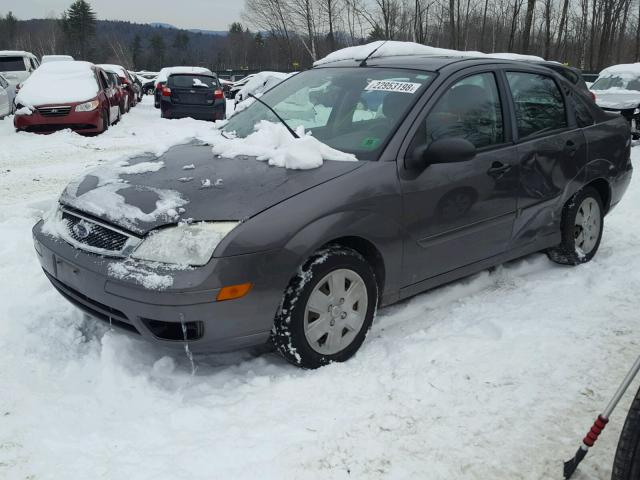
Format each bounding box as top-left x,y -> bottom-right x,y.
312,55 -> 562,73
0,50 -> 37,58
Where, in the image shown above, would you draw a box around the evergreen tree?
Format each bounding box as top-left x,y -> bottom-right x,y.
61,0 -> 97,60
131,34 -> 142,69
149,33 -> 166,70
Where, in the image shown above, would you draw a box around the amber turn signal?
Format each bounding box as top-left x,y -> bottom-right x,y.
216,282 -> 253,302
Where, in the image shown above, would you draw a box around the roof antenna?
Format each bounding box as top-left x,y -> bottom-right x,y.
359,40 -> 388,67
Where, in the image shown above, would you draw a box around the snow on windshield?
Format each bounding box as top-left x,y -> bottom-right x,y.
16,61 -> 99,107
213,121 -> 356,170
314,40 -> 544,66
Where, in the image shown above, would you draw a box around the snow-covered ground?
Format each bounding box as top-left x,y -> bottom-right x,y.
1,96 -> 639,479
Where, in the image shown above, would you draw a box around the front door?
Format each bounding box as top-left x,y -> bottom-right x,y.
399,71 -> 520,286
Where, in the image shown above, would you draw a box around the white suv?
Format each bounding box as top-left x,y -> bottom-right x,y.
0,50 -> 40,94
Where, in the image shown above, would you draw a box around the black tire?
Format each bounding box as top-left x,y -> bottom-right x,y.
99,111 -> 108,134
547,186 -> 604,265
272,246 -> 378,369
612,386 -> 640,480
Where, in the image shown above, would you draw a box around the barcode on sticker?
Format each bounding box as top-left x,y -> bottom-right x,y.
365,80 -> 421,94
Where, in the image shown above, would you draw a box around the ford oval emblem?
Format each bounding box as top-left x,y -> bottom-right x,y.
72,222 -> 91,240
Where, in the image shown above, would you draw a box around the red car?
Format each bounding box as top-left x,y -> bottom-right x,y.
98,64 -> 136,111
14,61 -> 117,135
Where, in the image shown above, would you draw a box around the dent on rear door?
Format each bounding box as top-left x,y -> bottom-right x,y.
510,129 -> 586,247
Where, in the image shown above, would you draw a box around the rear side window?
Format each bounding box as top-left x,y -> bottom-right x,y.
506,72 -> 567,139
0,56 -> 27,71
169,75 -> 217,89
412,72 -> 504,150
572,94 -> 595,128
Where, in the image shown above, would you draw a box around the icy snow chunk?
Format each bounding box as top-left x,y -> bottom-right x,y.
201,179 -> 211,188
213,121 -> 356,170
314,40 -> 544,66
182,164 -> 195,170
16,61 -> 100,107
14,106 -> 33,116
108,262 -> 174,290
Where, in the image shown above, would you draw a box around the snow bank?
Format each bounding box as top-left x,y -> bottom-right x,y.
314,40 -> 544,66
16,61 -> 99,107
214,121 -> 356,169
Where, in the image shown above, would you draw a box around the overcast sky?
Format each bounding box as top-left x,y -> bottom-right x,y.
1,0 -> 245,31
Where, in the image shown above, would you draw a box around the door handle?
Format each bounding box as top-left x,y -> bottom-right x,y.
564,140 -> 578,156
487,161 -> 512,177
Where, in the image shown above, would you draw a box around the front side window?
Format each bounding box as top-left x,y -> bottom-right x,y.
506,72 -> 567,139
411,72 -> 504,151
223,68 -> 434,161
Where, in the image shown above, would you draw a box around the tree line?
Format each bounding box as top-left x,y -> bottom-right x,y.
1,0 -> 640,74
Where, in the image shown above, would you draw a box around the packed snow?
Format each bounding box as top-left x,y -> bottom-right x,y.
15,61 -> 99,107
314,40 -> 545,66
0,95 -> 639,480
214,120 -> 356,169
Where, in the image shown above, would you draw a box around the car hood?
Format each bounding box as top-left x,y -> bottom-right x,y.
593,90 -> 640,110
59,143 -> 364,235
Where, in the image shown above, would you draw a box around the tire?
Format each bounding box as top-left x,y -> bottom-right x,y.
612,386 -> 640,480
100,111 -> 109,134
272,246 -> 378,369
124,95 -> 130,113
547,186 -> 604,265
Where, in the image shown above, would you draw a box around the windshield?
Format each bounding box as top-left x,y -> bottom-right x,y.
591,75 -> 640,91
169,75 -> 217,88
0,57 -> 26,71
223,67 -> 434,161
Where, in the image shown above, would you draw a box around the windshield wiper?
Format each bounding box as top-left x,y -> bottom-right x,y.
247,93 -> 299,139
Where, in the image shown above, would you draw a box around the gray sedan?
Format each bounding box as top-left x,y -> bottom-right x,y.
33,56 -> 632,368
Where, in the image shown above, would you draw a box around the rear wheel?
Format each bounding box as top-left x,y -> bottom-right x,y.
272,246 -> 378,369
612,386 -> 640,480
547,186 -> 604,265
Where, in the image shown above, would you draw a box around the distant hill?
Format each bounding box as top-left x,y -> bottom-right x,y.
149,22 -> 226,36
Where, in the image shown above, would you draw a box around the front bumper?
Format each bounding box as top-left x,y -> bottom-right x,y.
14,108 -> 102,134
33,220 -> 291,353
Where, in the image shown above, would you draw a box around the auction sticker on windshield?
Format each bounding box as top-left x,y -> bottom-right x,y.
365,80 -> 421,94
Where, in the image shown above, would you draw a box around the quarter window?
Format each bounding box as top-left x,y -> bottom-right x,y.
506,72 -> 567,139
412,72 -> 504,150
572,94 -> 595,128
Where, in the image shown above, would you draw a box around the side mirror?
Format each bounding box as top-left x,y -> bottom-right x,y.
406,137 -> 477,171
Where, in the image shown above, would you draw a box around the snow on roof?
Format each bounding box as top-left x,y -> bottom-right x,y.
41,55 -> 74,64
0,50 -> 37,58
156,66 -> 214,83
314,41 -> 544,66
98,64 -> 129,77
16,61 -> 99,107
599,63 -> 640,78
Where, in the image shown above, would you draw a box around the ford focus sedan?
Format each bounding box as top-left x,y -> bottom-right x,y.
33,55 -> 632,368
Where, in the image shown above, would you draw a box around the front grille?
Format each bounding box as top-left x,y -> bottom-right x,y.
37,106 -> 71,117
44,270 -> 140,335
62,211 -> 129,253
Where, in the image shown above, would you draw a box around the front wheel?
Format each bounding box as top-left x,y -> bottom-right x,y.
612,386 -> 640,480
272,246 -> 378,369
547,186 -> 604,265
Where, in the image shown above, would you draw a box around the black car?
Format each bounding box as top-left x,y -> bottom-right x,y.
33,55 -> 631,368
160,73 -> 225,121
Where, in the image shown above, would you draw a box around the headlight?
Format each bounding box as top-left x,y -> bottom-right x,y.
75,100 -> 100,112
131,222 -> 238,266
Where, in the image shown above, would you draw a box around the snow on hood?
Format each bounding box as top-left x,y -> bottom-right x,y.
314,41 -> 544,66
16,61 -> 99,107
593,89 -> 640,110
58,158 -> 188,233
214,121 -> 356,170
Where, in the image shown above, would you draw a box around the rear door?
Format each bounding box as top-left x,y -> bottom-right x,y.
168,74 -> 216,106
398,70 -> 520,286
504,70 -> 587,248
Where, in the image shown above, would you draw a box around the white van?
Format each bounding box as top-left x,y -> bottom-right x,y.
0,51 -> 40,93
